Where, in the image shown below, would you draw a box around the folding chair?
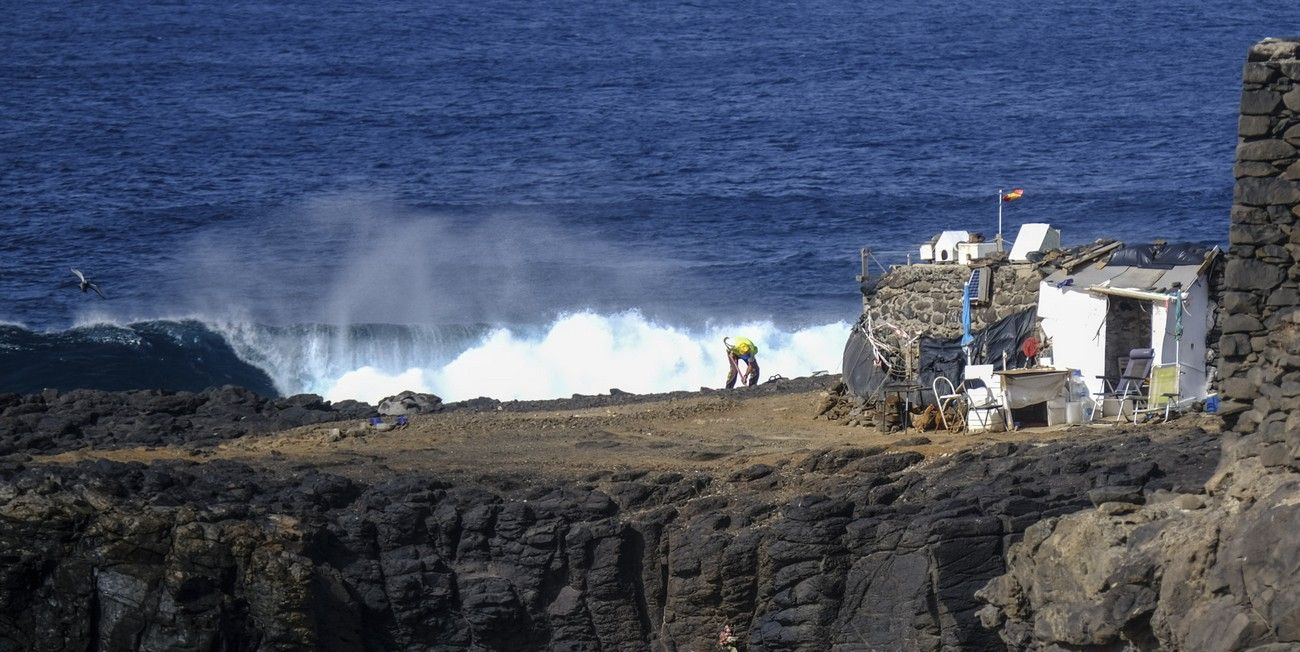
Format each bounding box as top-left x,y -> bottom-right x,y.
1130,364 -> 1180,424
932,376 -> 963,431
1094,348 -> 1154,422
964,378 -> 1005,432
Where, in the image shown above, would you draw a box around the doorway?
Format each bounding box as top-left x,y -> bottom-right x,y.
1104,297 -> 1152,379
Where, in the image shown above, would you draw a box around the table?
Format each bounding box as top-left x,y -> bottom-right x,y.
993,369 -> 1070,409
993,368 -> 1073,427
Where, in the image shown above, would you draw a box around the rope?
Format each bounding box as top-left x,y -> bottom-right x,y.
860,312 -> 918,383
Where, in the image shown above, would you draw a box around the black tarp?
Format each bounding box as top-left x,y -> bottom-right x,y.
1108,243 -> 1212,269
842,326 -> 888,400
968,307 -> 1038,370
917,336 -> 964,406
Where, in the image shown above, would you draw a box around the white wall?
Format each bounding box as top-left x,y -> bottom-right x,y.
1152,302 -> 1175,364
1042,278 -> 1213,404
1037,282 -> 1109,398
1149,282 -> 1211,400
1177,281 -> 1211,399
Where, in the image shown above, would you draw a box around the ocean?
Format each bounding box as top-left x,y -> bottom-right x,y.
2,1 -> 1294,402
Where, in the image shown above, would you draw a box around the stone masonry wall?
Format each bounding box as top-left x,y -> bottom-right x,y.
1218,38 -> 1300,470
865,263 -> 1045,340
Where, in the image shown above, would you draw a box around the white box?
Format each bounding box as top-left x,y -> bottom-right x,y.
964,364 -> 1000,391
1099,397 -> 1139,419
1047,398 -> 1067,426
1046,408 -> 1066,426
1010,223 -> 1062,262
957,241 -> 999,265
967,408 -> 1005,433
933,230 -> 970,263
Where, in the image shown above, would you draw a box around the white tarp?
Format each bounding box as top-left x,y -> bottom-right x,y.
1001,371 -> 1069,409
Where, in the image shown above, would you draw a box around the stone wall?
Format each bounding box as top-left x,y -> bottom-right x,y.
1218,38 -> 1300,469
865,262 -> 1046,340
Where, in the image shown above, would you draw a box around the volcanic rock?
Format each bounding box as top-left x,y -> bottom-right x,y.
0,423 -> 1218,650
378,391 -> 444,416
0,386 -> 374,456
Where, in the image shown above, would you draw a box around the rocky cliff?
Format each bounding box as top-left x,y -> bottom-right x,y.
0,394 -> 1217,651
977,37 -> 1300,651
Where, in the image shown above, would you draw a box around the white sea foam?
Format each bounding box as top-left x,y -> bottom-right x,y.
210,320 -> 481,400
216,310 -> 847,404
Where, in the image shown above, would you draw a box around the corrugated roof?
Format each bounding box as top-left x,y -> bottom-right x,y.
1044,262 -> 1203,294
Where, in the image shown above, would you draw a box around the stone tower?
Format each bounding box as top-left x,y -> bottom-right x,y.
1219,37 -> 1300,471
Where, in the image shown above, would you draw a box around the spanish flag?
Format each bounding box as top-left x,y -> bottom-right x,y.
1001,188 -> 1024,202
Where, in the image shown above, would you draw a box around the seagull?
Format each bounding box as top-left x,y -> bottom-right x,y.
70,269 -> 106,299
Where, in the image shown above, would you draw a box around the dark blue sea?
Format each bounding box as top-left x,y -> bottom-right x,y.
2,1 -> 1295,401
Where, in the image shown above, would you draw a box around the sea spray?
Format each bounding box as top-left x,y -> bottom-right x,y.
0,314 -> 848,401
312,311 -> 849,404
210,321 -> 489,399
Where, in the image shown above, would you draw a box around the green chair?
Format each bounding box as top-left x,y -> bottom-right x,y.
1131,364 -> 1180,424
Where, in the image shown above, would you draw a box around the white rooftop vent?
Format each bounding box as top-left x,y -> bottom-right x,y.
933,230 -> 971,264
1010,223 -> 1061,262
957,241 -> 999,265
919,240 -> 936,262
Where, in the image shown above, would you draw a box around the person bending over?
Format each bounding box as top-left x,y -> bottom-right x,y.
724,336 -> 760,388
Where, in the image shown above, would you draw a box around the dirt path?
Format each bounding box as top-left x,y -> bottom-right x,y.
41,387 -> 1191,486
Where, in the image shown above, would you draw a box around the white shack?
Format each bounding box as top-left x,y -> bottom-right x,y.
1036,244 -> 1220,405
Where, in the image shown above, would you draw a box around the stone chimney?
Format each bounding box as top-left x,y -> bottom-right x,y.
1219,37 -> 1300,470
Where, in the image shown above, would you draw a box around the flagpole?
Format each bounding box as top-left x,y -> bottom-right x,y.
996,188 -> 1004,252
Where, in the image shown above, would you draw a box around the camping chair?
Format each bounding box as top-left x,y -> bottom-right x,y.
932,376 -> 964,431
1093,348 -> 1154,422
963,378 -> 1005,432
1130,364 -> 1181,424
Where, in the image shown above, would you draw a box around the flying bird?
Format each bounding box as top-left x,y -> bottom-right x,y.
70,269 -> 106,299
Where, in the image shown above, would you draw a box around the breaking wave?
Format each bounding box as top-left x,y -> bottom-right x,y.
0,320 -> 279,396
0,313 -> 849,404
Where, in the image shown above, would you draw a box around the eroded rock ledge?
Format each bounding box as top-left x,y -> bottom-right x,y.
0,424 -> 1216,651
979,461 -> 1300,650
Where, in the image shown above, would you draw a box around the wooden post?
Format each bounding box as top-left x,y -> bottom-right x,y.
856,247 -> 871,312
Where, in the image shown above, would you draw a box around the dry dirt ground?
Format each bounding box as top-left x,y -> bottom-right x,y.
40,386 -> 1221,487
